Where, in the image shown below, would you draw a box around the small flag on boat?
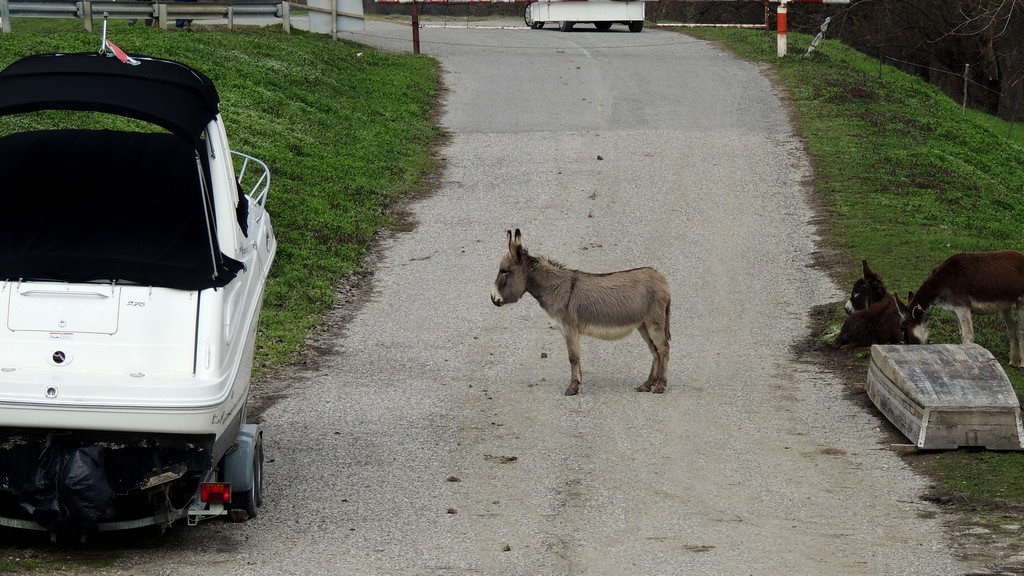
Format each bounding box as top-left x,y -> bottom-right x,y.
104,39 -> 140,66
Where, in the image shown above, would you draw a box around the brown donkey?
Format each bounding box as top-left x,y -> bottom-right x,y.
832,260 -> 903,348
903,250 -> 1024,367
490,229 -> 671,395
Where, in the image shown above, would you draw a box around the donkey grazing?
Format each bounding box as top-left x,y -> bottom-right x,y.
903,250 -> 1024,367
833,260 -> 903,349
490,229 -> 671,396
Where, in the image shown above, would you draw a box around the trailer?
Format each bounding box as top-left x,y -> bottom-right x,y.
523,0 -> 646,32
0,40 -> 275,536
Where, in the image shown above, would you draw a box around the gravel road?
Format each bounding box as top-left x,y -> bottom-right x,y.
104,19 -> 980,575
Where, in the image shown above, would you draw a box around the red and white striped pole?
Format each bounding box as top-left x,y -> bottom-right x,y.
777,0 -> 788,57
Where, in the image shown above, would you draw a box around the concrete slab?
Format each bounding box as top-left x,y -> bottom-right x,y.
867,343 -> 1024,450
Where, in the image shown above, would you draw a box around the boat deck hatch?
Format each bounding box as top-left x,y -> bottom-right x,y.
7,282 -> 120,335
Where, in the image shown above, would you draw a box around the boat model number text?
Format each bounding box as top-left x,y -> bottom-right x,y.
125,301 -> 146,308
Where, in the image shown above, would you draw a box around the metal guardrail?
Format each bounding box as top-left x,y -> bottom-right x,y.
0,0 -> 291,32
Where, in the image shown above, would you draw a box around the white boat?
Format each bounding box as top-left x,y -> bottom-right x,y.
0,48 -> 276,534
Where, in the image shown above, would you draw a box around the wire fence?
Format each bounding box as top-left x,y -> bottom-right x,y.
771,9 -> 1024,143
646,2 -> 1024,142
871,53 -> 1021,142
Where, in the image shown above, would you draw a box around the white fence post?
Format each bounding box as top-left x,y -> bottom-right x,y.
81,1 -> 93,31
1,0 -> 11,32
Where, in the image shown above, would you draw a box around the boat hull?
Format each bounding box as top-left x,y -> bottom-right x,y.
0,51 -> 277,534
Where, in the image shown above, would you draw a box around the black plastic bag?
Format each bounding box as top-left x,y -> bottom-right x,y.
18,442 -> 115,534
61,446 -> 116,533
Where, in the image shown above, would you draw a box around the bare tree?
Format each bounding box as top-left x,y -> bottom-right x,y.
821,0 -> 1023,119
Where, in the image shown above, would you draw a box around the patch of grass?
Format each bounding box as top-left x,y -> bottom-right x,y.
937,451 -> 1024,502
0,18 -> 84,34
0,556 -> 42,573
680,28 -> 1024,506
967,109 -> 1024,149
0,23 -> 442,377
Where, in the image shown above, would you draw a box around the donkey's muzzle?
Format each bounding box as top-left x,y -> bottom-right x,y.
491,296 -> 504,307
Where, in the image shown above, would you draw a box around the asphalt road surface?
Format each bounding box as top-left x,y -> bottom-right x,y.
104,19 -> 980,575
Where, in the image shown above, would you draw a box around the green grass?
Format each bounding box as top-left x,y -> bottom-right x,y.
967,108 -> 1024,149
0,21 -> 442,379
681,28 -> 1024,505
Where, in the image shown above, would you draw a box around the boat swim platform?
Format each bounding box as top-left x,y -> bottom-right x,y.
866,344 -> 1024,451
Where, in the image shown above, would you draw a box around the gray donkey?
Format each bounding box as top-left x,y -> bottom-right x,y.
490,229 -> 671,395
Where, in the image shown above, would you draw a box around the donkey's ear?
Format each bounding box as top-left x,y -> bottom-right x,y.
509,228 -> 523,262
861,260 -> 873,279
894,292 -> 908,319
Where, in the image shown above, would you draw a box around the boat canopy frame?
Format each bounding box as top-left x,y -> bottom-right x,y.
0,53 -> 243,290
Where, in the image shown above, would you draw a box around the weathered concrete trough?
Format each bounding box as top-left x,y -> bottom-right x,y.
866,343 -> 1024,450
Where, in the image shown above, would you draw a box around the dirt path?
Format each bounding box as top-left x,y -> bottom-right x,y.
95,20 -> 989,575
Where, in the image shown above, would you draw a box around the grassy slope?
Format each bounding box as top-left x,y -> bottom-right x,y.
681,28 -> 1024,504
0,22 -> 442,377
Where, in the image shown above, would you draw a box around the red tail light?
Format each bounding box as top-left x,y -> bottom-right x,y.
200,482 -> 232,504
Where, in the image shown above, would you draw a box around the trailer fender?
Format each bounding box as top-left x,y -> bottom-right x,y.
223,423 -> 260,493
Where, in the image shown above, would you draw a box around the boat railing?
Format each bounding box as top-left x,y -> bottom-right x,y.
232,150 -> 270,209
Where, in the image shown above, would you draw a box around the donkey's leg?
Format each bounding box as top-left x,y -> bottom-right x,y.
1016,299 -> 1024,367
638,322 -> 670,393
953,307 -> 975,343
1005,304 -> 1023,367
636,325 -> 657,392
562,330 -> 583,396
648,321 -> 670,394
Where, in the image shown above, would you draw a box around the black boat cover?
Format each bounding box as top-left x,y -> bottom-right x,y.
0,52 -> 220,142
0,53 -> 243,290
0,129 -> 243,289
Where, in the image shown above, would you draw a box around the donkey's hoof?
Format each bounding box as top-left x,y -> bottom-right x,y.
634,384 -> 651,393
651,385 -> 665,394
564,388 -> 579,396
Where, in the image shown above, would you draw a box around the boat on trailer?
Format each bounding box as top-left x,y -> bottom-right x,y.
0,45 -> 276,535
